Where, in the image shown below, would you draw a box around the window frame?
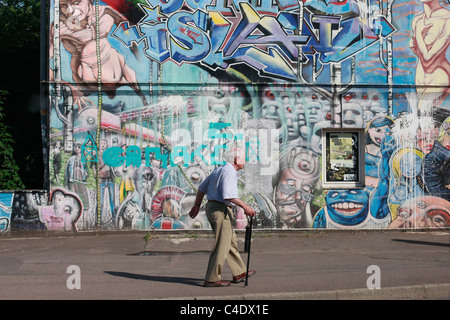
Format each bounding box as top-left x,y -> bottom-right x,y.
321,128 -> 365,189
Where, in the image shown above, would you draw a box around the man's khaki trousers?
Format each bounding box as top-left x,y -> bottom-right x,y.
205,201 -> 247,282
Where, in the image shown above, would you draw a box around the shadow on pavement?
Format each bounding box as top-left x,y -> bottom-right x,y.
127,251 -> 211,256
104,271 -> 204,287
392,239 -> 450,248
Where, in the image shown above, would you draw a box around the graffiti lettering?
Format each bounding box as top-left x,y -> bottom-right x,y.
102,122 -> 279,174
111,1 -> 393,80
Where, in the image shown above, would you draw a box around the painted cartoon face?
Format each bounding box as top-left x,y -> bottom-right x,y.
209,103 -> 228,123
390,196 -> 450,229
60,0 -> 90,22
326,189 -> 369,225
275,171 -> 314,225
441,129 -> 450,150
261,101 -> 281,122
275,149 -> 319,226
343,103 -> 363,128
368,125 -> 391,146
100,139 -> 108,151
47,189 -> 82,231
417,128 -> 439,154
162,199 -> 180,220
305,102 -> 322,125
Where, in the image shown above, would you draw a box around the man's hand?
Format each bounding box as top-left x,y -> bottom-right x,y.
243,204 -> 256,217
189,191 -> 205,219
229,198 -> 256,217
189,204 -> 200,219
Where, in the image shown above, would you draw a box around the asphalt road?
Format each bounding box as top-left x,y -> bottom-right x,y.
0,230 -> 449,300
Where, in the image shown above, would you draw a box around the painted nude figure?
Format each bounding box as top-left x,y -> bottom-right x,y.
410,0 -> 450,110
50,0 -> 148,108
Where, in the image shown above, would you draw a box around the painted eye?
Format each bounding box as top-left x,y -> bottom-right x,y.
290,151 -> 318,176
431,216 -> 445,226
190,173 -> 200,182
330,192 -> 338,198
350,190 -> 357,194
397,208 -> 412,218
299,160 -> 310,171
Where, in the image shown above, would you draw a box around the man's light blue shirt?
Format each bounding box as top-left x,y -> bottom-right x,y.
198,163 -> 238,206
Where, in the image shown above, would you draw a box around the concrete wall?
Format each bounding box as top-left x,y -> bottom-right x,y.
14,0 -> 449,233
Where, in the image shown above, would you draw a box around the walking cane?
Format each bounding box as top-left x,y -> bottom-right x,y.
244,216 -> 253,286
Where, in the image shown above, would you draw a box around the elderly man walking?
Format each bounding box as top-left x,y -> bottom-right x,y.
188,148 -> 256,287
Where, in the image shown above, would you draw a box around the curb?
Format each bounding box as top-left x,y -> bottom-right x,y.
161,283 -> 450,300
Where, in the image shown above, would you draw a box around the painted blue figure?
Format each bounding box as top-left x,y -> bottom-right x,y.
312,187 -> 392,228
312,189 -> 369,228
368,137 -> 396,221
365,116 -> 394,189
367,136 -> 425,224
313,138 -> 395,228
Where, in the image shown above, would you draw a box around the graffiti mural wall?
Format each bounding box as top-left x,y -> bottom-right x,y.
1,191 -> 49,233
42,0 -> 450,232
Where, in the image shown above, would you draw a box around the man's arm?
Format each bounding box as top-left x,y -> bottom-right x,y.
188,190 -> 205,219
228,198 -> 256,217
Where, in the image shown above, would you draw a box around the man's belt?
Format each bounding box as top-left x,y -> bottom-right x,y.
208,200 -> 231,207
207,200 -> 235,223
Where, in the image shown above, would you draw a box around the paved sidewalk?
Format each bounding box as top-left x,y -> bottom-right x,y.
0,229 -> 449,300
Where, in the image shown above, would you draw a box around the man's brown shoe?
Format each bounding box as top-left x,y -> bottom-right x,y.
232,270 -> 256,283
203,280 -> 231,287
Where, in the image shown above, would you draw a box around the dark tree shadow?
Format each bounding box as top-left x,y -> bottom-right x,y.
392,239 -> 450,248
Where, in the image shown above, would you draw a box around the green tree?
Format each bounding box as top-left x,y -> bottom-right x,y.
0,90 -> 25,190
0,0 -> 43,189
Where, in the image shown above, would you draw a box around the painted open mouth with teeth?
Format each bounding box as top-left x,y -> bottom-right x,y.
331,202 -> 364,216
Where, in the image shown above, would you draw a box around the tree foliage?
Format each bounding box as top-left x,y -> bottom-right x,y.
0,90 -> 25,190
0,0 -> 41,100
0,0 -> 43,189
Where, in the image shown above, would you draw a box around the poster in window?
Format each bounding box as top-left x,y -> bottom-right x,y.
325,132 -> 359,183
